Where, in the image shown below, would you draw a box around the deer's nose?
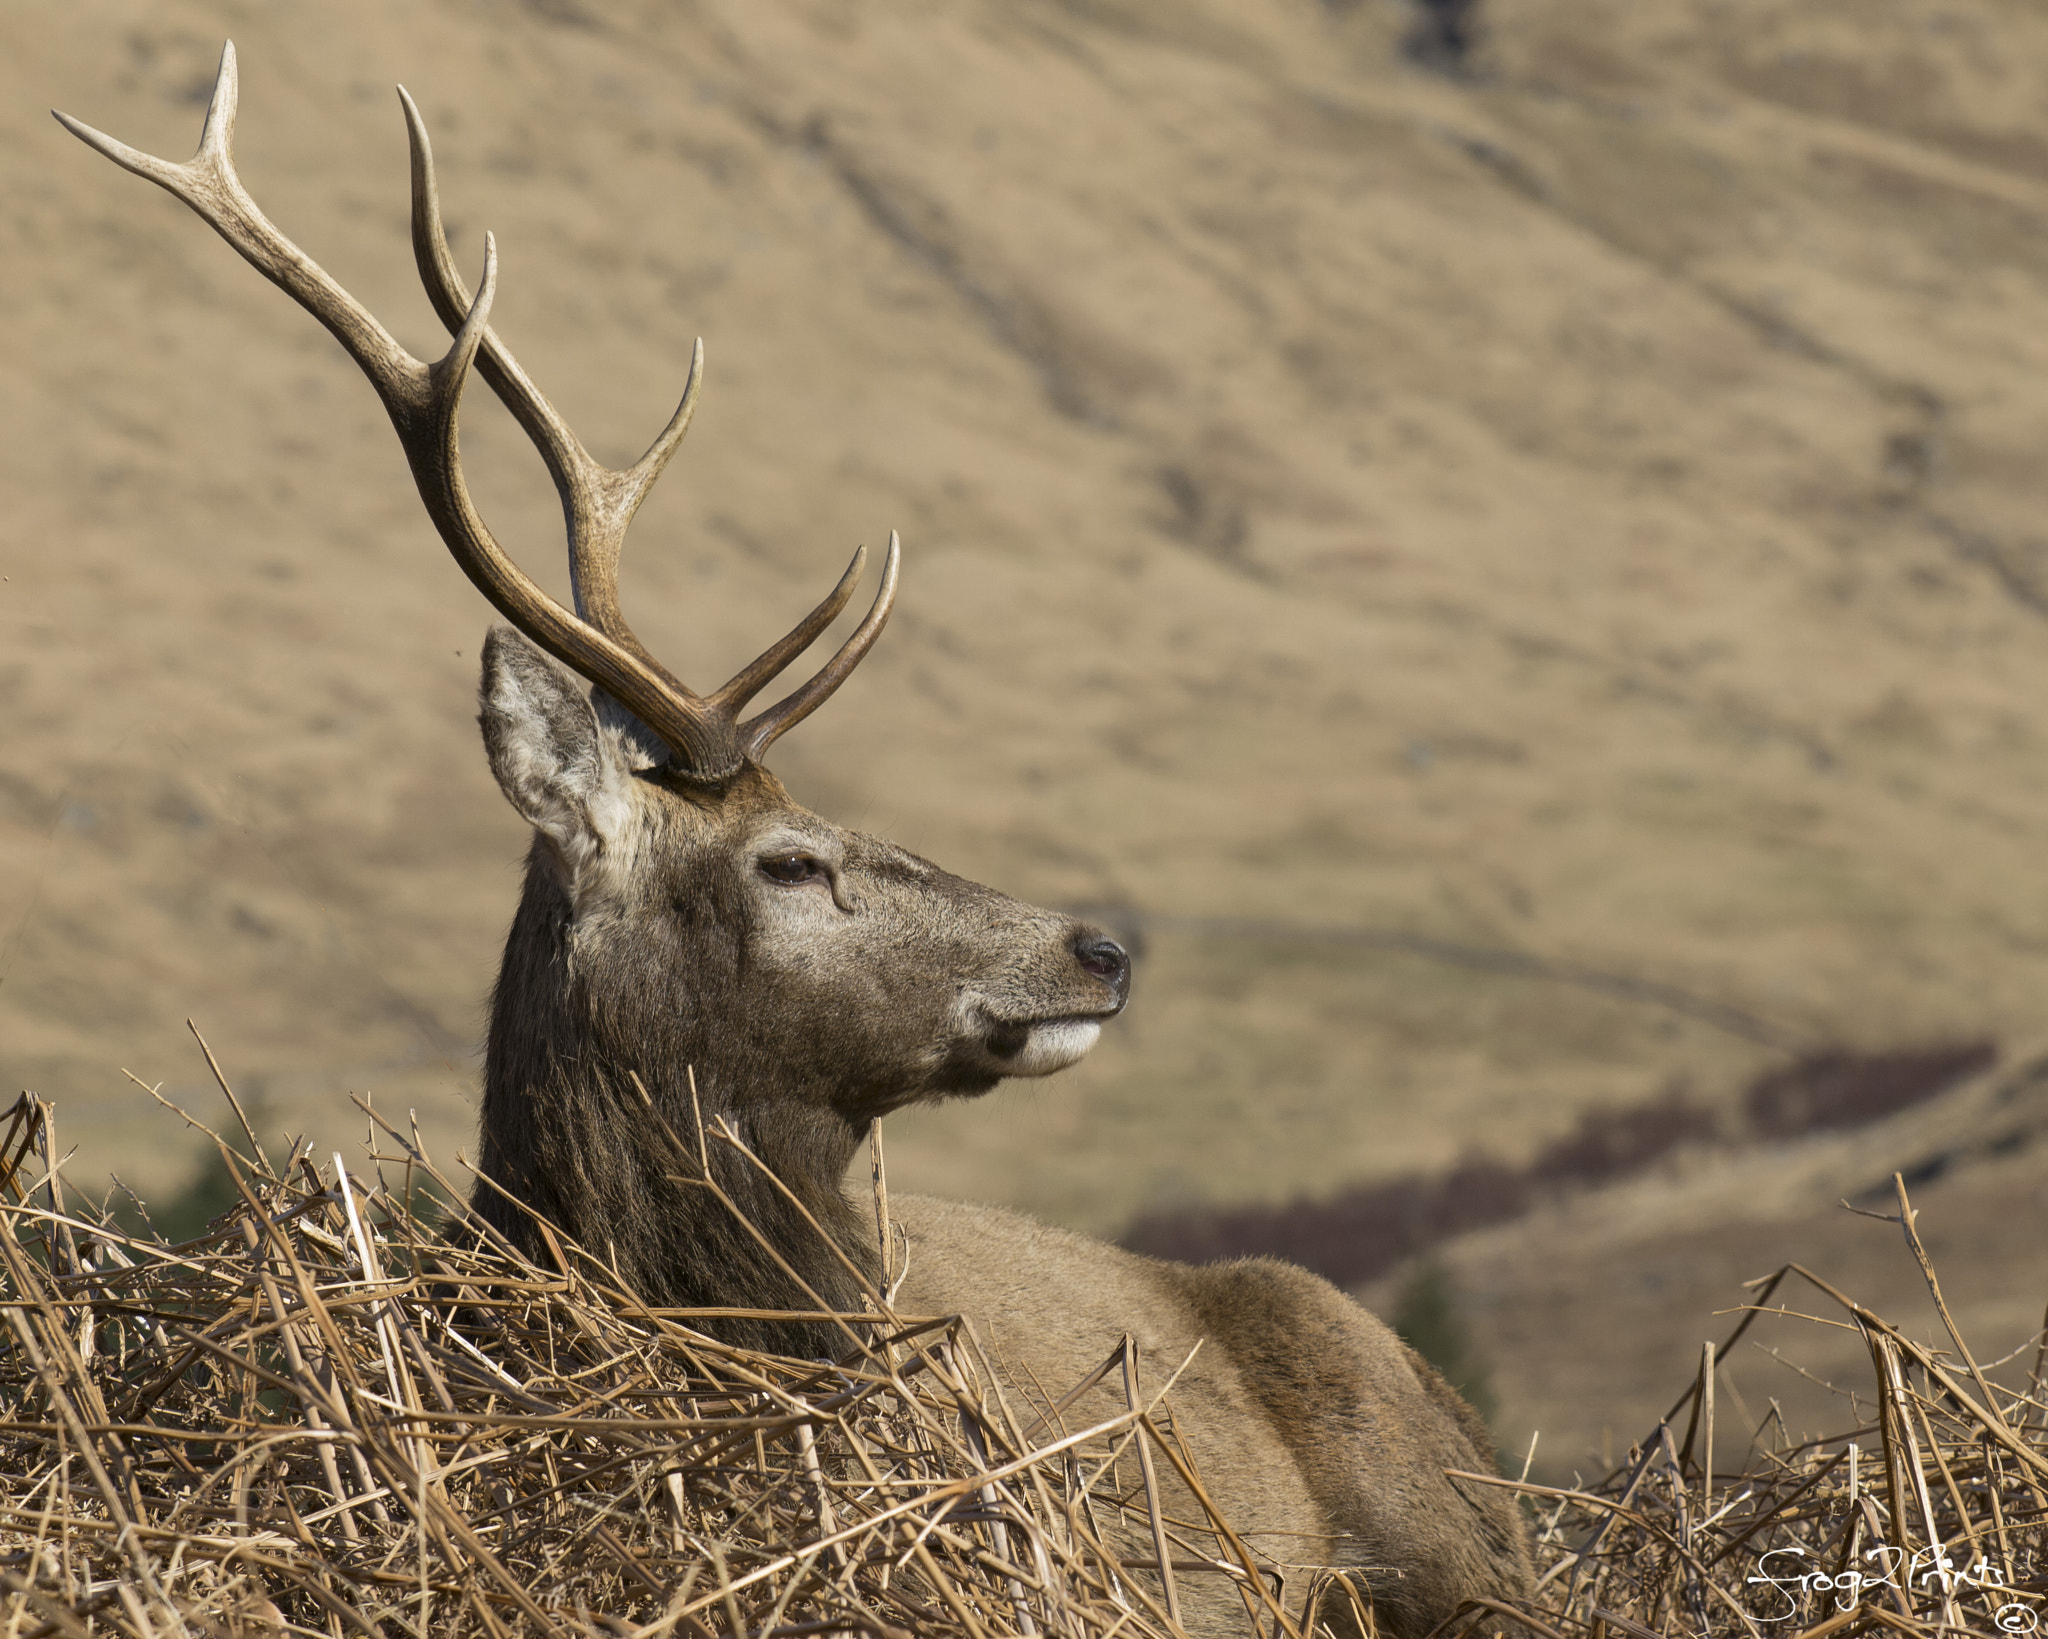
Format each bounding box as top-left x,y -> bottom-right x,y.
1073,932 -> 1131,1007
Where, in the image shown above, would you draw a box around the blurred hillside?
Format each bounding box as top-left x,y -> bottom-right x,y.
4,0 -> 2048,1458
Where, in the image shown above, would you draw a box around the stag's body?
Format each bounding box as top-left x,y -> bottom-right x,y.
64,46 -> 1532,1637
469,654 -> 1531,1636
899,1200 -> 1527,1637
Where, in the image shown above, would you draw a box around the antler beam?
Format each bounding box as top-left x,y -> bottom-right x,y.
55,41 -> 898,780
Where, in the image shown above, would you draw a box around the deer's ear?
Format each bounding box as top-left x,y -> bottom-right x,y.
477,626 -> 635,885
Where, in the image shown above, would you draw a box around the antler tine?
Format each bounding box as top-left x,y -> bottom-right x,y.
55,43 -> 425,425
56,42 -> 740,778
399,86 -> 700,684
705,545 -> 868,719
739,532 -> 902,760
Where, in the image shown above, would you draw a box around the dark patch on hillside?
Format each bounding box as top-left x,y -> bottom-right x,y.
1120,1040 -> 1996,1287
1745,1041 -> 1995,1138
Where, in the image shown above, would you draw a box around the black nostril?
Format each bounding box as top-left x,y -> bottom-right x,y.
1074,933 -> 1131,999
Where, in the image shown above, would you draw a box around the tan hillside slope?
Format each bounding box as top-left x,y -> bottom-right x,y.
1360,1039 -> 2048,1482
3,0 -> 2048,1274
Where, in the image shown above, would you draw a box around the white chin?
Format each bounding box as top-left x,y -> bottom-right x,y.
1007,1019 -> 1103,1077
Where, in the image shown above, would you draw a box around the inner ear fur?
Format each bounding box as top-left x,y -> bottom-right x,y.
477,625 -> 636,883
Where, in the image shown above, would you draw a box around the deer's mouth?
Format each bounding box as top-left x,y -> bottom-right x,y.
927,995 -> 1120,1096
971,1012 -> 1107,1079
1002,1017 -> 1104,1077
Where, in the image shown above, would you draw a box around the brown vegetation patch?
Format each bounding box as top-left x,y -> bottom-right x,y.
1746,1042 -> 1998,1141
1121,1043 -> 1995,1287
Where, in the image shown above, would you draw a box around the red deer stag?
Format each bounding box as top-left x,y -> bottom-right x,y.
59,46 -> 1532,1637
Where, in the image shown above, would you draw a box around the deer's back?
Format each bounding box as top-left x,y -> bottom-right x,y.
892,1195 -> 1532,1638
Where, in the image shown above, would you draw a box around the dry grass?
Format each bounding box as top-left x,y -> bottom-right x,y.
1463,1191 -> 2048,1639
0,1089 -> 1299,1638
0,1086 -> 2042,1639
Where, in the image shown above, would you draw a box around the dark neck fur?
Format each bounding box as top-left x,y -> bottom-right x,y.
470,857 -> 882,1359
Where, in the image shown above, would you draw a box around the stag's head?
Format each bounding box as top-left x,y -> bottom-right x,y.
480,625 -> 1130,1126
58,45 -> 1130,1301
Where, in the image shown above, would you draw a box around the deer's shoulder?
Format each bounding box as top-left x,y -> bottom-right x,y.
887,1194 -> 1430,1416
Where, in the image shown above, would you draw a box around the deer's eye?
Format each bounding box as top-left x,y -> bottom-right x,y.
758,853 -> 821,885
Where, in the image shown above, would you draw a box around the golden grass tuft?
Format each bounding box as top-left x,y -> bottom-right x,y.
1441,1184 -> 2048,1639
0,1089 -> 2041,1638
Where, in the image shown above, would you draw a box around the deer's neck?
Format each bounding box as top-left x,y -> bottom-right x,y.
472,863 -> 881,1358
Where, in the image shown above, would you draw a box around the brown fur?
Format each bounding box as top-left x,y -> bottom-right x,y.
895,1200 -> 1532,1636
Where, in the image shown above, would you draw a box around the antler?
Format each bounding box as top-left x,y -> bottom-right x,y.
54,41 -> 897,780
